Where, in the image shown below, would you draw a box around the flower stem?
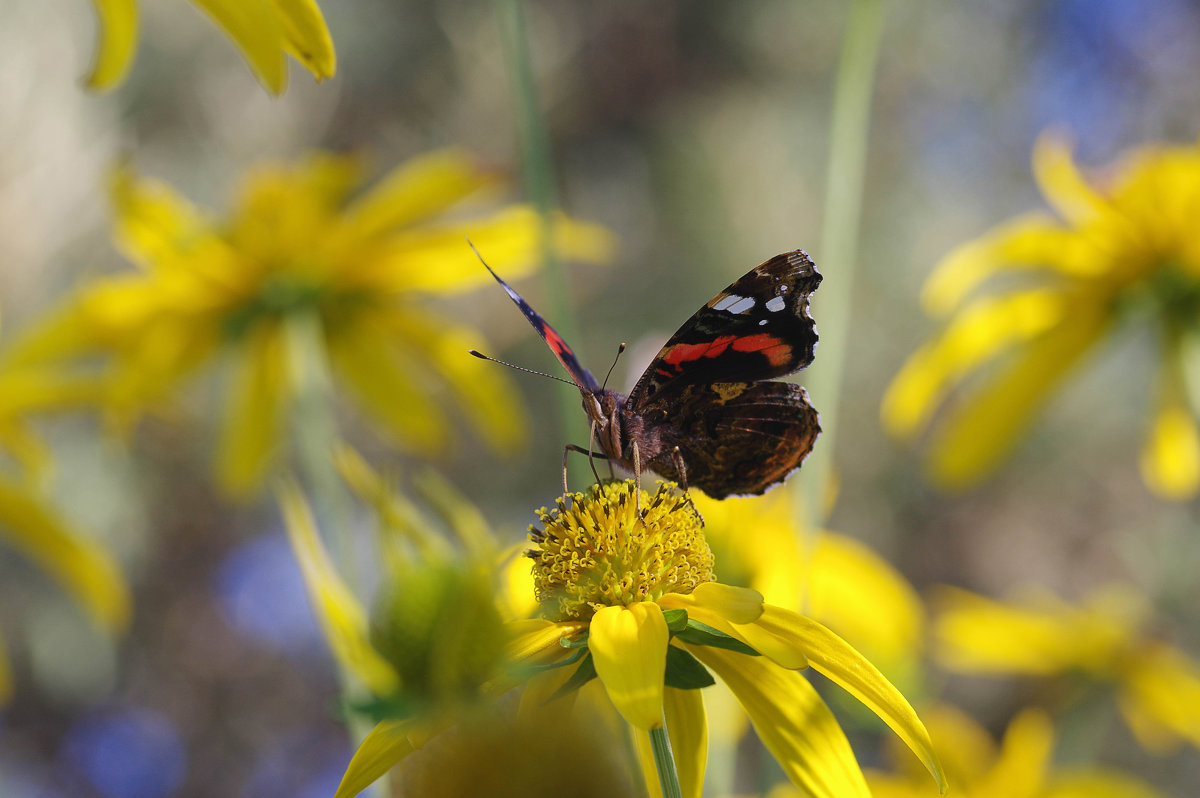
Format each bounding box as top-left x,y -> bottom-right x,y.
798,0 -> 886,528
649,724 -> 683,798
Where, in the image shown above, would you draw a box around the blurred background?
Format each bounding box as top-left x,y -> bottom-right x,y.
2,0 -> 1200,796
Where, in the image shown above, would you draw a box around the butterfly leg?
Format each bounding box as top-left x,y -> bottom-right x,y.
670,446 -> 704,523
631,440 -> 644,519
562,443 -> 611,494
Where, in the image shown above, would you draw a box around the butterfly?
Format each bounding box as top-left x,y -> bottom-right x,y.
477,250 -> 821,499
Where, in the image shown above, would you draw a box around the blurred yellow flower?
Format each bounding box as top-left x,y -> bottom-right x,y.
933,585 -> 1200,755
865,705 -> 1166,798
17,150 -> 612,496
0,320 -> 130,703
291,478 -> 944,798
85,0 -> 336,93
883,133 -> 1200,498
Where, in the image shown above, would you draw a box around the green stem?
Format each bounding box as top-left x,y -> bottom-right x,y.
649,724 -> 683,798
798,0 -> 886,529
495,0 -> 585,480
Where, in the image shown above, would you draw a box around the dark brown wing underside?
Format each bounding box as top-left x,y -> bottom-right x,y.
644,381 -> 820,499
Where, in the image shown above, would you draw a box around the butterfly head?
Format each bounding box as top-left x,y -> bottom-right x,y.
581,387 -> 624,461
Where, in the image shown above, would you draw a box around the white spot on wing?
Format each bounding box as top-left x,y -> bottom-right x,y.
758,319 -> 767,325
765,296 -> 786,312
712,294 -> 748,312
726,296 -> 757,314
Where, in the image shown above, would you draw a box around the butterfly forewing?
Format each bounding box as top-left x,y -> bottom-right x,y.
628,250 -> 821,406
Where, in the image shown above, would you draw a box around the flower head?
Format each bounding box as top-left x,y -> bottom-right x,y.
17,150 -> 612,496
529,481 -> 714,620
883,133 -> 1200,498
85,0 -> 336,93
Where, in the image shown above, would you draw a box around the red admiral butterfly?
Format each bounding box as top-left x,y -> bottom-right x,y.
478,250 -> 821,499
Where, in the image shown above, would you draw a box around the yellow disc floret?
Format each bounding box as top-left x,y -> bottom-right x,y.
528,481 -> 714,621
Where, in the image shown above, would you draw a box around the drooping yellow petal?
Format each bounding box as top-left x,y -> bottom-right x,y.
365,206 -> 616,295
882,288 -> 1065,439
0,477 -> 131,633
504,619 -> 587,668
736,606 -> 946,792
692,646 -> 871,798
343,150 -> 500,240
921,216 -> 1103,314
333,719 -> 417,798
1139,375 -> 1200,500
664,683 -> 707,798
272,0 -> 336,80
216,321 -> 290,497
1032,132 -> 1115,228
277,479 -> 399,696
589,602 -> 668,730
190,0 -> 287,94
972,708 -> 1053,798
925,299 -> 1109,489
84,0 -> 139,90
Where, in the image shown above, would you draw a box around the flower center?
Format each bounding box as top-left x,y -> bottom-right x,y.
527,480 -> 714,622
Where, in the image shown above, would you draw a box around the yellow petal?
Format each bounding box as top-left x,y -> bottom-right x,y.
277,479 -> 399,696
1119,642 -> 1200,752
738,606 -> 946,792
191,0 -> 287,93
664,684 -> 707,798
659,581 -> 765,624
84,0 -> 139,90
881,289 -> 1064,439
378,313 -> 528,454
926,300 -> 1108,489
505,618 -> 587,667
931,586 -> 1135,676
692,645 -> 871,798
327,318 -> 449,454
343,150 -> 500,239
589,602 -> 668,730
921,216 -> 1102,315
973,708 -> 1053,798
272,0 -> 336,80
364,206 -> 616,295
333,719 -> 417,798
1140,376 -> 1200,500
0,476 -> 131,633
216,321 -> 290,497
1032,132 -> 1113,228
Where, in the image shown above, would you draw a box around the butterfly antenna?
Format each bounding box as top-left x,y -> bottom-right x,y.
601,342 -> 626,391
468,350 -> 581,388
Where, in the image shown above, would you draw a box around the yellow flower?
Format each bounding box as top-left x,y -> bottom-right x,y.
522,482 -> 943,798
865,705 -> 1167,798
288,477 -> 945,798
85,0 -> 336,93
932,585 -> 1200,755
883,133 -> 1200,498
17,150 -> 612,496
0,319 -> 131,703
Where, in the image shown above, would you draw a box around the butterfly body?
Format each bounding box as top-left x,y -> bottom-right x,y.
485,250 -> 822,499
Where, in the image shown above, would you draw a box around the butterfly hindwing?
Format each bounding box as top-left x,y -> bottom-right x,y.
640,381 -> 820,499
628,250 -> 821,406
